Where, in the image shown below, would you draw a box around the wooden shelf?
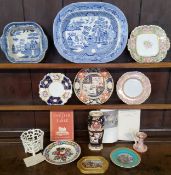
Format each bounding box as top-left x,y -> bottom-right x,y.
0,62 -> 171,69
0,104 -> 171,110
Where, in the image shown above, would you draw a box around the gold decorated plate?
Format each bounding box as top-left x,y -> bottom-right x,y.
77,156 -> 109,174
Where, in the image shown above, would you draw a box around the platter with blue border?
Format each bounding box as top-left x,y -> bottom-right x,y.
0,22 -> 48,63
53,2 -> 128,63
110,147 -> 141,168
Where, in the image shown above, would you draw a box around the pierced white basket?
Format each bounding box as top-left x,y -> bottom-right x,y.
20,129 -> 44,156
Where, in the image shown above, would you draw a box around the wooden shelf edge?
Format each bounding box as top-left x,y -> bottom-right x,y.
0,62 -> 171,69
0,104 -> 171,110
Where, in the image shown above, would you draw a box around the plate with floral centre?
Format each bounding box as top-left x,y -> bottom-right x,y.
110,147 -> 141,168
128,25 -> 170,63
39,73 -> 72,105
74,68 -> 114,104
43,141 -> 81,165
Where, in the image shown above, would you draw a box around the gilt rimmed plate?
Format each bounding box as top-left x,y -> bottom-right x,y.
110,147 -> 141,168
39,73 -> 72,105
53,2 -> 128,63
77,156 -> 109,174
43,141 -> 81,165
128,25 -> 170,63
0,22 -> 48,63
74,68 -> 114,104
116,71 -> 151,104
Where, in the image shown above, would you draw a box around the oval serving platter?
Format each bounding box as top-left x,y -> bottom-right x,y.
0,22 -> 48,63
43,141 -> 81,165
77,156 -> 109,174
53,2 -> 128,63
110,147 -> 141,168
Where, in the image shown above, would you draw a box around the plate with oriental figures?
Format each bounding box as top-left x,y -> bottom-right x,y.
77,156 -> 109,174
110,147 -> 141,168
128,25 -> 170,63
43,141 -> 81,165
39,73 -> 72,105
0,22 -> 48,63
74,68 -> 114,104
53,2 -> 128,63
116,71 -> 151,104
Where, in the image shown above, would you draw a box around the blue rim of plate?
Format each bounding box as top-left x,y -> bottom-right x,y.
0,22 -> 48,63
110,147 -> 141,168
53,2 -> 128,63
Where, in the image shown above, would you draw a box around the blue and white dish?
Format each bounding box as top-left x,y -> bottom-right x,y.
0,22 -> 48,63
39,73 -> 72,105
53,2 -> 128,63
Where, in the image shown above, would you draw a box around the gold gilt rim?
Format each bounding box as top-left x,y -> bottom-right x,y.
77,156 -> 109,174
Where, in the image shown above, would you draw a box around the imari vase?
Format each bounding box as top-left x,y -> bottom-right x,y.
88,111 -> 105,151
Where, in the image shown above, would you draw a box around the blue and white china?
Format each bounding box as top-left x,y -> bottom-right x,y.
53,2 -> 128,63
0,22 -> 48,63
39,73 -> 72,105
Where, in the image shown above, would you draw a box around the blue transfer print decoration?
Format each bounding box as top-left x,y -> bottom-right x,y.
53,2 -> 128,63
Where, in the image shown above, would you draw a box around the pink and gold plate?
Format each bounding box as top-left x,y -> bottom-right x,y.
116,71 -> 151,104
74,68 -> 114,104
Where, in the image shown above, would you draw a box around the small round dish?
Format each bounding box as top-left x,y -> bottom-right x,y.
74,68 -> 114,104
110,147 -> 141,168
0,22 -> 48,63
39,73 -> 72,105
116,71 -> 151,104
128,25 -> 170,63
43,141 -> 81,165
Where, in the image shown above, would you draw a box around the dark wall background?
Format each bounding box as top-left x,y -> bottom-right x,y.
0,0 -> 171,141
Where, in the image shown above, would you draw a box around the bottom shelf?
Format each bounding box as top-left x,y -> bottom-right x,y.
0,141 -> 170,175
0,104 -> 171,110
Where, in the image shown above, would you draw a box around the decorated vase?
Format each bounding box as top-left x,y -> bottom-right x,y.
88,111 -> 105,151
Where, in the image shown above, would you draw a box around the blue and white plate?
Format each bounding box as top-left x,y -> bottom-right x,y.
39,73 -> 72,105
110,147 -> 141,168
53,2 -> 128,63
0,22 -> 48,63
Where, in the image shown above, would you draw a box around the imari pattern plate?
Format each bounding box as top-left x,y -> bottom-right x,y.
110,147 -> 141,168
116,71 -> 151,104
39,73 -> 72,105
0,22 -> 48,63
43,141 -> 81,165
128,25 -> 170,63
74,68 -> 114,104
53,2 -> 128,63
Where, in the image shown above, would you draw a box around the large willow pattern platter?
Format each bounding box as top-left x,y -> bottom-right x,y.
128,25 -> 170,63
0,22 -> 48,63
53,2 -> 128,63
39,73 -> 72,105
74,68 -> 114,104
43,141 -> 81,165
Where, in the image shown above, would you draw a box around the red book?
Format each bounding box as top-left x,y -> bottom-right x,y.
50,111 -> 74,141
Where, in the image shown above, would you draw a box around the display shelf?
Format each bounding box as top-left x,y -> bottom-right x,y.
0,62 -> 171,69
0,104 -> 171,110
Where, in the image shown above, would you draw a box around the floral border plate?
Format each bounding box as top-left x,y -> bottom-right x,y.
53,2 -> 128,63
39,73 -> 72,105
0,22 -> 48,63
74,68 -> 114,104
116,71 -> 151,104
128,25 -> 170,63
77,156 -> 109,174
43,141 -> 81,165
110,147 -> 141,168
